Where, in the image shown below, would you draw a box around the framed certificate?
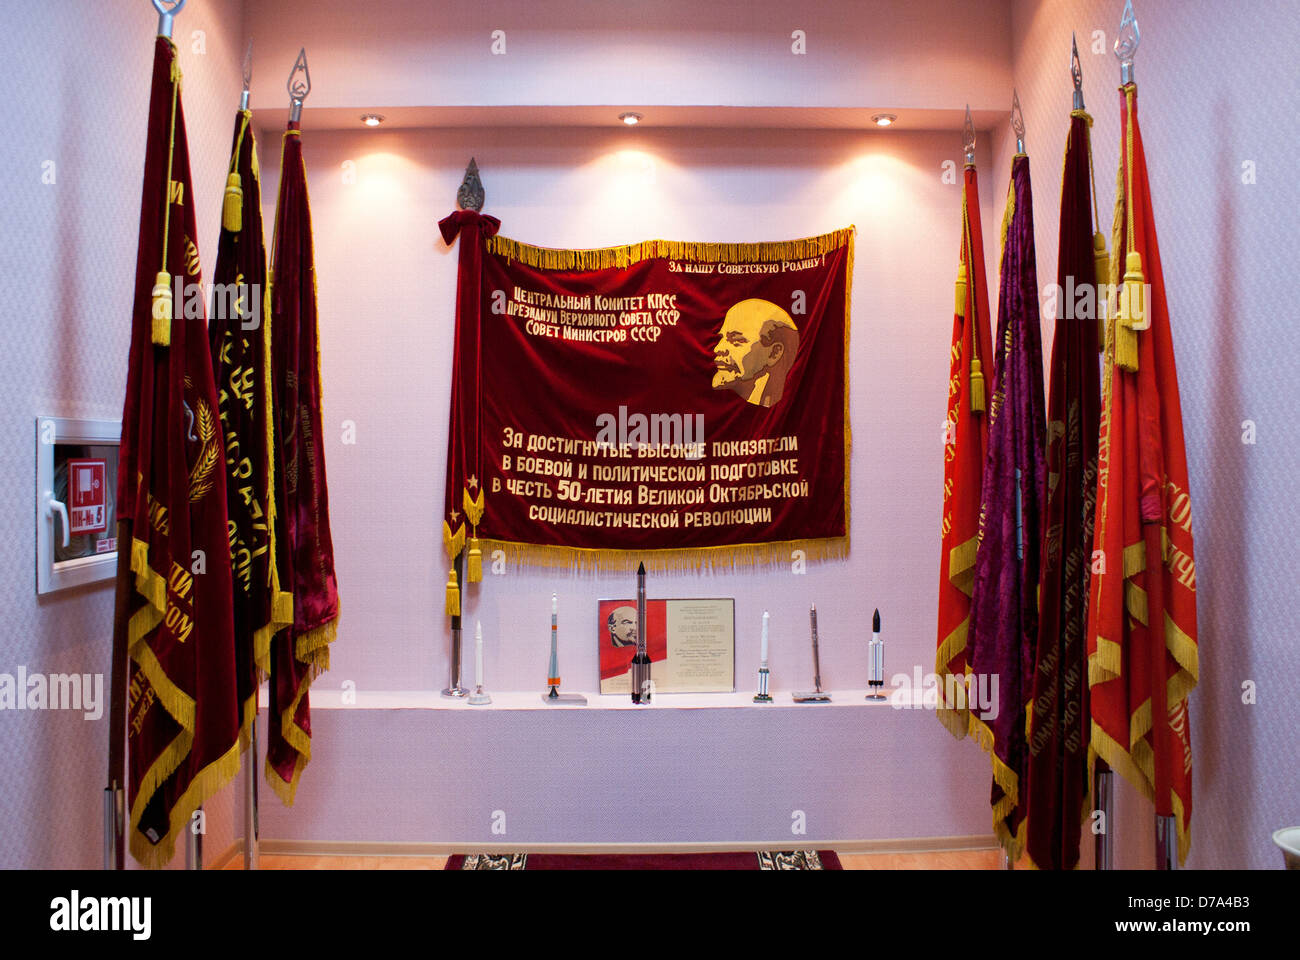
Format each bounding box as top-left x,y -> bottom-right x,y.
597,598 -> 735,694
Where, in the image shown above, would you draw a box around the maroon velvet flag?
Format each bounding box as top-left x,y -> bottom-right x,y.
1024,111 -> 1102,870
439,209 -> 501,616
265,119 -> 339,804
967,154 -> 1046,860
117,38 -> 240,867
438,226 -> 853,595
210,110 -> 293,752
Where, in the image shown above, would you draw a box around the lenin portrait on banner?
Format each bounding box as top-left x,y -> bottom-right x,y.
711,299 -> 800,408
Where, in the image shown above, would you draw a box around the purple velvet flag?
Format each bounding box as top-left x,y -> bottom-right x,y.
967,154 -> 1046,861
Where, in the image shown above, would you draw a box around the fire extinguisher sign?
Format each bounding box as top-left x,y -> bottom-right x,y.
67,458 -> 107,535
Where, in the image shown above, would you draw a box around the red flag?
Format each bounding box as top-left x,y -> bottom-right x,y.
1088,83 -> 1198,863
1025,110 -> 1103,870
265,119 -> 340,804
210,110 -> 292,752
117,38 -> 240,866
935,164 -> 994,738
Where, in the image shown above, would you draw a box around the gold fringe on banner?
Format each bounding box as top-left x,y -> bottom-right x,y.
487,228 -> 855,271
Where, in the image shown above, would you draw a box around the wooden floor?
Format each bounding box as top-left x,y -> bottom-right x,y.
223,850 -> 1027,870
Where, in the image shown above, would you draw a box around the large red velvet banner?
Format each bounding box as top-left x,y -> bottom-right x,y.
440,220 -> 852,584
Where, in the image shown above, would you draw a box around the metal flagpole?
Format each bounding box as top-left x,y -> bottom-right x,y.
105,518 -> 130,870
244,721 -> 260,868
237,36 -> 260,872
1095,762 -> 1114,869
443,551 -> 468,697
442,159 -> 484,700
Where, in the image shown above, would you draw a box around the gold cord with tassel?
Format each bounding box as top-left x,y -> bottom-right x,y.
954,261 -> 968,318
223,172 -> 243,233
1093,231 -> 1109,350
1113,87 -> 1144,372
1082,109 -> 1110,354
150,272 -> 173,345
151,52 -> 183,346
445,568 -> 460,617
443,519 -> 466,616
970,356 -> 986,414
222,113 -> 250,234
463,488 -> 486,582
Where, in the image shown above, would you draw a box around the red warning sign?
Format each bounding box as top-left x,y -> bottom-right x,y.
67,458 -> 107,535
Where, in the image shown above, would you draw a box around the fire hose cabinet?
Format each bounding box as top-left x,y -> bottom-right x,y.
35,417 -> 121,594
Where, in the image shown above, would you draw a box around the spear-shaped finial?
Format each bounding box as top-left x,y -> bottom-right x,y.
1071,32 -> 1086,110
287,47 -> 310,124
152,0 -> 187,40
1011,88 -> 1026,155
963,104 -> 976,165
457,158 -> 485,212
240,38 -> 254,111
1115,0 -> 1140,85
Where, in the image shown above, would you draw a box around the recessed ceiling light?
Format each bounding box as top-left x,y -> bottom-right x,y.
872,114 -> 897,127
360,114 -> 385,127
619,112 -> 643,126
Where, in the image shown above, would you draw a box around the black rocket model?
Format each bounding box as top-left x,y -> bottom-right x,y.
631,562 -> 651,703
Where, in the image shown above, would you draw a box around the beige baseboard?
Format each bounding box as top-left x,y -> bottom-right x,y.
214,834 -> 996,862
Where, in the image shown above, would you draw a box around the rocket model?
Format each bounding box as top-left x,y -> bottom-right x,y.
547,592 -> 560,699
867,608 -> 886,700
631,562 -> 651,703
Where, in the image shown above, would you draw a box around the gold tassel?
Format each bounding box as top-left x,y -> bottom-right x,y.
954,262 -> 968,317
467,538 -> 482,582
222,172 -> 243,233
1115,250 -> 1145,372
969,357 -> 985,414
1093,231 -> 1109,352
151,271 -> 172,346
445,568 -> 460,618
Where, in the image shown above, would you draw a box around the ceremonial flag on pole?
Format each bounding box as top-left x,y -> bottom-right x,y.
210,108 -> 293,752
936,162 -> 994,738
1088,81 -> 1197,864
439,207 -> 500,618
967,151 -> 1047,860
117,37 -> 240,866
1025,109 -> 1103,870
265,117 -> 339,804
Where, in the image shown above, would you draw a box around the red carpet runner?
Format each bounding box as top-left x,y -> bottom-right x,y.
446,851 -> 841,870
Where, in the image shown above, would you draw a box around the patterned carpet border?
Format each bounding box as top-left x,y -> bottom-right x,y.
446,850 -> 841,870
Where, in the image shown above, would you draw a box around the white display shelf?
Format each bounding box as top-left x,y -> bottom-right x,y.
279,687 -> 923,711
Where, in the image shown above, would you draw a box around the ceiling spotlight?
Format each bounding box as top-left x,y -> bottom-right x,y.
619,112 -> 643,126
872,114 -> 897,127
360,114 -> 385,127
